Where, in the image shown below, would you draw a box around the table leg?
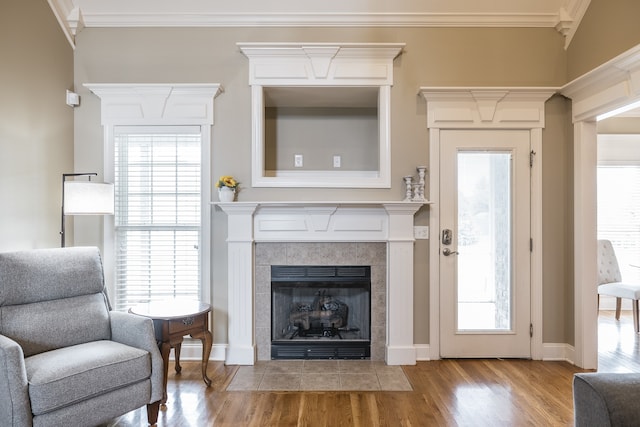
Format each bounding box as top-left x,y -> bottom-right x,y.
159,341 -> 171,405
191,329 -> 213,387
174,342 -> 182,374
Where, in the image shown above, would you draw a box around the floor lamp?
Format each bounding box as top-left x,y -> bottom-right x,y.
60,173 -> 114,247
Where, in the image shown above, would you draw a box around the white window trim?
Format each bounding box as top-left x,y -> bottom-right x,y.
85,83 -> 223,305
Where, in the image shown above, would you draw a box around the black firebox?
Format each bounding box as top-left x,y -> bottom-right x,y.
271,265 -> 371,359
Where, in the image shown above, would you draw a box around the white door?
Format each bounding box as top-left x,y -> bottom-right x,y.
440,129 -> 531,358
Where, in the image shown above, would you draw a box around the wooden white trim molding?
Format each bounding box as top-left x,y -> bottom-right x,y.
240,43 -> 402,188
87,83 -> 223,326
542,343 -> 576,363
85,84 -> 223,126
420,87 -> 555,361
238,42 -> 404,86
216,201 -> 426,365
561,44 -> 640,369
562,44 -> 640,123
419,87 -> 557,129
48,1 -> 591,49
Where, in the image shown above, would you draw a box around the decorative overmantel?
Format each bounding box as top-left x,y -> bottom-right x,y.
215,201 -> 427,365
239,43 -> 405,189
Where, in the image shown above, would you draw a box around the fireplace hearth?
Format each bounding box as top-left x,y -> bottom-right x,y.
271,265 -> 371,359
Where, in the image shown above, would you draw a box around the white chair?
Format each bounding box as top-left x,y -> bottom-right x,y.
597,239 -> 640,333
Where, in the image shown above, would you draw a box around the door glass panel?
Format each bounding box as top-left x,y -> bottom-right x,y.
457,151 -> 512,331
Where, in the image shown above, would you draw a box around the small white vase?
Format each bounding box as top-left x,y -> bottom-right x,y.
218,186 -> 235,202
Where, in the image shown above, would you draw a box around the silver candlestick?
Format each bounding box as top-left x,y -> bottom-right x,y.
403,176 -> 413,201
414,166 -> 427,201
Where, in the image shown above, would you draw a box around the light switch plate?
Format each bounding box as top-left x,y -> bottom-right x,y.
414,226 -> 429,239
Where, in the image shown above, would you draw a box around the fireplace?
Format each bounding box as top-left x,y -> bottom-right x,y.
270,265 -> 371,359
217,201 -> 424,366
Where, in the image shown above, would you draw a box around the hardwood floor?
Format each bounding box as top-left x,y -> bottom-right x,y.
597,310 -> 640,373
107,310 -> 640,427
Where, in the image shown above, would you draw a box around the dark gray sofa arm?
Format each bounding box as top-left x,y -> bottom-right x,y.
109,311 -> 164,404
574,372 -> 640,426
0,335 -> 32,427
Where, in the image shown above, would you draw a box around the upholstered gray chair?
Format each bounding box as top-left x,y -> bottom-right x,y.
574,373 -> 640,426
597,239 -> 640,333
0,247 -> 163,426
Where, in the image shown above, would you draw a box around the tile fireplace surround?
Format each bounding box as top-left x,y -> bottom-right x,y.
217,201 -> 425,366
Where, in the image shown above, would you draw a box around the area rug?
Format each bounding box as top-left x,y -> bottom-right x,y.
226,360 -> 413,391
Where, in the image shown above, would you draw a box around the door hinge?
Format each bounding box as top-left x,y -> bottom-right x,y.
529,150 -> 536,167
530,323 -> 533,338
530,238 -> 533,252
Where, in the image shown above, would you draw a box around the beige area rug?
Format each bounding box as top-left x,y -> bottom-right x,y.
226,360 -> 413,392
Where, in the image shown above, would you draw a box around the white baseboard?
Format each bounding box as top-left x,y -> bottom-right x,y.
414,343 -> 575,364
166,341 -> 227,361
174,342 -> 575,366
415,344 -> 431,361
542,343 -> 575,364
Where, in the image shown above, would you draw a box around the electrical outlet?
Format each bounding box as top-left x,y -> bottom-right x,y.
414,226 -> 429,239
333,155 -> 341,168
294,154 -> 303,168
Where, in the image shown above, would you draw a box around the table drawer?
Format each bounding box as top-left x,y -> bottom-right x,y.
168,314 -> 205,335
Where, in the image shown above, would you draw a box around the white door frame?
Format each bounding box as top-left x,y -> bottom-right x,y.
420,87 -> 555,360
439,129 -> 533,358
561,44 -> 640,369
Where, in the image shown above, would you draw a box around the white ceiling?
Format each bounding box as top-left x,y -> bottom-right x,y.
48,0 -> 591,49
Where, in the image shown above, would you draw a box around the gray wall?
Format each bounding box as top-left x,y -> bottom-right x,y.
567,0 -> 640,81
72,26 -> 572,347
0,0 -> 73,251
0,0 -> 636,356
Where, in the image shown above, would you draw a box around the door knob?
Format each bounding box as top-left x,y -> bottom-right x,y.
442,248 -> 459,256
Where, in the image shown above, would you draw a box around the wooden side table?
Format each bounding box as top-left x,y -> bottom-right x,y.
130,299 -> 212,404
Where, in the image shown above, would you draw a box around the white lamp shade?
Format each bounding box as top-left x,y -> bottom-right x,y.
64,181 -> 114,215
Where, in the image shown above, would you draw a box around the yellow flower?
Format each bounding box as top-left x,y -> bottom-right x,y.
216,175 -> 239,189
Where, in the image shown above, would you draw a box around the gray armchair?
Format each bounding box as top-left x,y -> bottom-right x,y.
0,247 -> 163,426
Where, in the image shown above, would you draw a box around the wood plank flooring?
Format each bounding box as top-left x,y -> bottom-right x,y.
106,310 -> 640,427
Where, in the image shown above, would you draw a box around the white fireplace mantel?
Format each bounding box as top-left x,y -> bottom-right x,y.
215,200 -> 427,365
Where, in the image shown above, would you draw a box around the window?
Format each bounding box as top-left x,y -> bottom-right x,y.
597,165 -> 640,283
114,126 -> 202,310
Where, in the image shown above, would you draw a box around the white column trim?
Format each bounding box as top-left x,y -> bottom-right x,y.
561,44 -> 640,369
572,122 -> 598,369
218,203 -> 259,365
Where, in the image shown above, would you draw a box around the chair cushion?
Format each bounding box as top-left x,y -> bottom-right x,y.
0,293 -> 111,357
0,247 -> 105,306
598,282 -> 640,300
25,340 -> 151,416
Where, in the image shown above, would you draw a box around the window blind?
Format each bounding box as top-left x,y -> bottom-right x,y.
597,166 -> 640,283
114,127 -> 202,310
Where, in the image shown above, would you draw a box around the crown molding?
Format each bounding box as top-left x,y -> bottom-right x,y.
79,12 -> 562,29
48,1 -> 592,49
561,0 -> 592,49
561,44 -> 640,122
47,0 -> 77,48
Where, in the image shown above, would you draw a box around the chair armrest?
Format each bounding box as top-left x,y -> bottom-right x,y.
573,373 -> 640,426
109,311 -> 164,403
0,334 -> 32,427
